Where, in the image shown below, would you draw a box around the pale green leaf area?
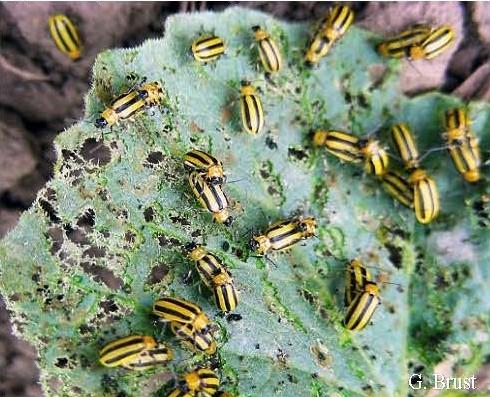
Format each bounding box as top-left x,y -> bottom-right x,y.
1,7 -> 489,397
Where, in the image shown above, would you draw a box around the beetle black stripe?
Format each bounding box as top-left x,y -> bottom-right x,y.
154,305 -> 193,321
231,285 -> 238,307
455,145 -> 470,172
196,43 -> 224,58
430,28 -> 449,44
129,360 -> 168,368
152,348 -> 170,354
381,153 -> 389,169
62,18 -> 80,50
398,129 -> 416,160
268,228 -> 300,244
424,180 -> 435,216
243,97 -> 253,131
266,221 -> 292,234
200,187 -> 214,212
104,346 -> 145,365
251,95 -> 262,129
189,151 -> 213,166
261,40 -> 278,71
53,19 -> 69,53
202,255 -> 221,275
327,135 -> 357,144
318,37 -> 330,52
367,158 -> 375,174
350,293 -> 376,329
334,7 -> 350,31
453,109 -> 461,127
114,94 -> 141,114
195,37 -> 219,46
210,184 -> 226,210
102,338 -> 144,355
385,176 -> 405,196
215,286 -> 231,311
164,297 -> 201,314
419,180 -> 429,217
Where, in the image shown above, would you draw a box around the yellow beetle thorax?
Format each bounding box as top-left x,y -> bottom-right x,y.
254,235 -> 271,255
101,108 -> 119,126
324,27 -> 337,42
206,340 -> 218,355
240,85 -> 255,96
408,168 -> 427,184
350,259 -> 363,271
189,246 -> 207,261
184,371 -> 201,391
313,131 -> 329,146
193,312 -> 210,330
213,210 -> 231,225
446,127 -> 465,141
360,139 -> 379,155
409,45 -> 426,60
213,272 -> 231,286
301,218 -> 317,237
142,335 -> 157,349
365,283 -> 379,296
208,164 -> 223,178
142,82 -> 163,105
255,29 -> 269,41
465,170 -> 480,183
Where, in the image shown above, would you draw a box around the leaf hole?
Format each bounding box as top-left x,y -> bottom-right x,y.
55,357 -> 69,368
80,138 -> 111,166
145,151 -> 164,166
82,246 -> 106,258
98,188 -> 110,201
39,199 -> 61,224
384,242 -> 402,269
147,263 -> 170,285
77,208 -> 96,229
287,146 -> 309,162
143,207 -> 155,222
265,135 -> 278,150
100,299 -> 119,314
45,227 -> 64,255
169,213 -> 191,226
156,234 -> 181,248
62,149 -> 80,162
81,264 -> 123,290
124,230 -> 136,248
65,226 -> 90,246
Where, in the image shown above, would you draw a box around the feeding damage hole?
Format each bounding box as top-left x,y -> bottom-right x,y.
170,213 -> 191,226
144,207 -> 155,222
55,357 -> 69,368
384,242 -> 402,269
45,227 -> 64,255
80,138 -> 111,166
77,208 -> 96,229
368,64 -> 388,89
265,135 -> 278,150
144,151 -> 164,167
39,189 -> 60,224
310,340 -> 333,368
81,263 -> 123,290
287,146 -> 309,162
65,223 -> 90,246
147,263 -> 170,285
124,230 -> 136,249
156,234 -> 181,248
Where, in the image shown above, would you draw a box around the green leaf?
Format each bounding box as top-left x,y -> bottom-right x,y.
1,7 -> 489,397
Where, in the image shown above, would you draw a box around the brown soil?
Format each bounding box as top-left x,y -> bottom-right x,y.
0,2 -> 488,396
